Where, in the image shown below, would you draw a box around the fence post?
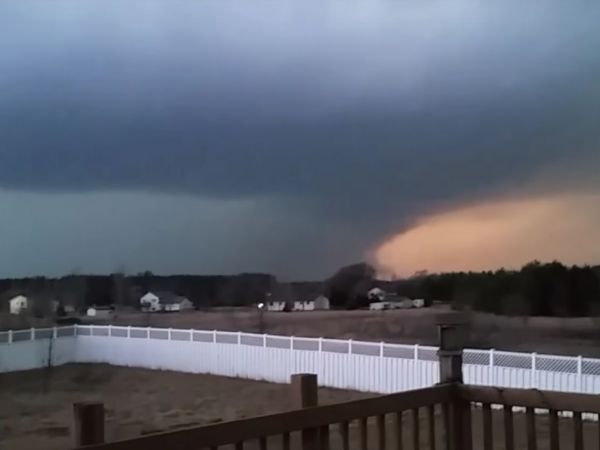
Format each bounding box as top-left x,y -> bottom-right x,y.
291,373 -> 319,450
8,329 -> 12,344
414,344 -> 419,388
437,314 -> 471,450
348,338 -> 352,354
577,355 -> 583,392
489,348 -> 495,385
73,402 -> 104,446
30,327 -> 35,340
531,353 -> 537,388
318,337 -> 323,352
126,326 -> 131,338
380,341 -> 384,358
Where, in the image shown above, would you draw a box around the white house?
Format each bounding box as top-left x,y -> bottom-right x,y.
367,288 -> 387,301
313,295 -> 330,310
293,300 -> 315,311
369,301 -> 388,311
266,301 -> 286,312
412,298 -> 425,308
162,297 -> 194,312
140,292 -> 162,312
86,305 -> 114,318
369,296 -> 414,311
9,295 -> 28,315
140,291 -> 193,312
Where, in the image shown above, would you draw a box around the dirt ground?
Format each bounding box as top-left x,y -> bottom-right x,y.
2,364 -> 598,450
88,306 -> 600,357
0,364 -> 372,450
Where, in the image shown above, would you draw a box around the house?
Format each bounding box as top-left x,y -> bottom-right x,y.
369,296 -> 414,311
367,288 -> 387,302
140,292 -> 162,312
387,295 -> 414,309
140,291 -> 193,312
162,296 -> 193,312
3,292 -> 61,316
8,295 -> 28,315
412,298 -> 425,308
293,300 -> 315,311
313,295 -> 330,310
86,305 -> 115,318
266,301 -> 287,312
369,301 -> 388,311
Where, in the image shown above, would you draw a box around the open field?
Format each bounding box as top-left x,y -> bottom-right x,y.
88,307 -> 600,357
0,364 -> 371,450
3,364 -> 600,450
4,305 -> 600,357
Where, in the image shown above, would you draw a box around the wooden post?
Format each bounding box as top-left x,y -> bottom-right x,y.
437,314 -> 471,450
291,374 -> 319,450
73,402 -> 105,446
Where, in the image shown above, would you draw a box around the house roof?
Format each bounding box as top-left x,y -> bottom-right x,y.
151,291 -> 190,305
1,291 -> 56,304
0,290 -> 26,303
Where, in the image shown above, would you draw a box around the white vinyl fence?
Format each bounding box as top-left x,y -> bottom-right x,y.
2,325 -> 600,396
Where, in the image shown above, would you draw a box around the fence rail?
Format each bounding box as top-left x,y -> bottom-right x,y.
2,325 -> 600,396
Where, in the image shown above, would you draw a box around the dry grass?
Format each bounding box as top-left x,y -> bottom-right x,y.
2,364 -> 599,450
0,364 -> 372,450
95,307 -> 600,357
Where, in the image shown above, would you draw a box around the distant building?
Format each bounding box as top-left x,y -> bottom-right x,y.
140,292 -> 162,312
313,295 -> 330,310
367,288 -> 387,302
369,301 -> 388,311
4,293 -> 60,316
266,301 -> 287,312
293,300 -> 315,311
412,299 -> 425,308
369,296 -> 414,311
8,295 -> 28,315
140,291 -> 193,312
86,305 -> 115,318
162,297 -> 194,312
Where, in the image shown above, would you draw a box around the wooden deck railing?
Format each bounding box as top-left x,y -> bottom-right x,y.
459,385 -> 600,450
77,383 -> 453,450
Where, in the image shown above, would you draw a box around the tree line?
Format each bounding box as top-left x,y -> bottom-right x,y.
397,261 -> 600,317
324,261 -> 600,317
0,272 -> 275,312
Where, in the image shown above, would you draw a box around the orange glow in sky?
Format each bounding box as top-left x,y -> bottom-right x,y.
375,194 -> 600,277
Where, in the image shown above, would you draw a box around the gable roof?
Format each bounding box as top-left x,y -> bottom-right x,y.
150,291 -> 190,305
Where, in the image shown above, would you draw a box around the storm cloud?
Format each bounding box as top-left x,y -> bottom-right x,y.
1,0 -> 599,278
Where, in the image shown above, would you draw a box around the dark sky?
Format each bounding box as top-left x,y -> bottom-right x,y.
1,0 -> 599,279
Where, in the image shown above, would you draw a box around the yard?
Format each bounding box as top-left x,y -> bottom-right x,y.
2,364 -> 599,450
0,364 -> 371,450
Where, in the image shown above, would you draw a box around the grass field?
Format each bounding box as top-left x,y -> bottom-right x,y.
4,304 -> 600,357
94,306 -> 600,357
2,364 -> 599,450
0,364 -> 371,450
